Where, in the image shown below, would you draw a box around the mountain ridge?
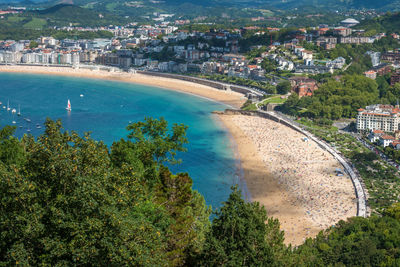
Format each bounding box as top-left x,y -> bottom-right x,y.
1,0 -> 400,11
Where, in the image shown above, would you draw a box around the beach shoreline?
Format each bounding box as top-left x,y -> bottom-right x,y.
0,65 -> 357,246
218,114 -> 357,245
0,65 -> 247,109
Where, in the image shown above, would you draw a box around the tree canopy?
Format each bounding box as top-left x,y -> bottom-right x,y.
197,186 -> 285,266
0,118 -> 209,266
1,118 -> 400,266
281,74 -> 380,119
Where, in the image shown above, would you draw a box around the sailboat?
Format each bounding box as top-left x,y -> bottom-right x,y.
66,99 -> 71,111
17,105 -> 21,116
7,100 -> 10,111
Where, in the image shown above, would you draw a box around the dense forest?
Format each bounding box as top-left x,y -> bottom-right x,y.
1,118 -> 399,265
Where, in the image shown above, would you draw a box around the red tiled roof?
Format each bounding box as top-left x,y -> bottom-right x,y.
392,140 -> 400,146
364,70 -> 376,74
381,135 -> 395,140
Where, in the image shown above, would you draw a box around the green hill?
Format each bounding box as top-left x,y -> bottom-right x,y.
28,4 -> 126,26
356,12 -> 400,33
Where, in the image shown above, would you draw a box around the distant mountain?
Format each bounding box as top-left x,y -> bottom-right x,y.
69,0 -> 400,14
1,0 -> 400,13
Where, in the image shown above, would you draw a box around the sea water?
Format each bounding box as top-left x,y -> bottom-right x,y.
0,73 -> 247,209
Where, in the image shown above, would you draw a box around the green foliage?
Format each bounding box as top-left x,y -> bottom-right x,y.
356,12 -> 400,33
276,80 -> 291,95
29,40 -> 38,49
241,99 -> 258,111
31,4 -> 127,27
0,126 -> 25,167
0,26 -> 113,41
125,117 -> 188,165
295,214 -> 400,266
280,93 -> 300,116
148,47 -> 176,62
308,37 -> 399,76
384,203 -> 400,220
197,186 -> 285,266
281,74 -> 379,119
0,118 -> 209,266
1,116 -> 400,266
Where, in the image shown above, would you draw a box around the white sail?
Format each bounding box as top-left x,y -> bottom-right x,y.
66,99 -> 71,111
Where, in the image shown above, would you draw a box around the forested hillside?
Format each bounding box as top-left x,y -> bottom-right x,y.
356,12 -> 400,33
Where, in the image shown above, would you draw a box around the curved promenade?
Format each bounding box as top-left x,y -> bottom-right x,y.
269,112 -> 367,218
224,109 -> 368,218
136,70 -> 266,100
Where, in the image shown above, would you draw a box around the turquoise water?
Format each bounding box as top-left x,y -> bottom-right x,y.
0,73 -> 247,208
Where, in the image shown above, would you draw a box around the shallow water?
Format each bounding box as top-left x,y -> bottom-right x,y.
0,72 -> 247,209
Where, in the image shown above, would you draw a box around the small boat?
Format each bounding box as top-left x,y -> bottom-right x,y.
24,118 -> 31,123
36,124 -> 41,129
12,121 -> 16,124
2,106 -> 5,109
27,128 -> 31,133
80,94 -> 84,97
11,108 -> 16,114
66,99 -> 71,111
19,126 -> 23,128
17,105 -> 21,116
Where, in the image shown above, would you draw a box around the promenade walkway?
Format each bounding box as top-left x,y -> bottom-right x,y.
137,70 -> 266,100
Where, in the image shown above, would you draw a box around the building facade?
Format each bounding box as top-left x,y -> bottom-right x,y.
356,104 -> 400,132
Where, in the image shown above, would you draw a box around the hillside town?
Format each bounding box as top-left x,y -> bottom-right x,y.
1,16 -> 399,97
2,0 -> 400,264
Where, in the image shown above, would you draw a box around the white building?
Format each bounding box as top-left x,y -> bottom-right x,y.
356,104 -> 400,132
326,57 -> 346,69
341,18 -> 360,27
0,51 -> 22,63
366,51 -> 381,67
379,135 -> 395,147
368,129 -> 384,143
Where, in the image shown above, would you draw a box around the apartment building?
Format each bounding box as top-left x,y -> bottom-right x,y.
356,104 -> 400,132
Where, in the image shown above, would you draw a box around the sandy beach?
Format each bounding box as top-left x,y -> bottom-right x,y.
218,114 -> 357,245
0,65 -> 246,109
